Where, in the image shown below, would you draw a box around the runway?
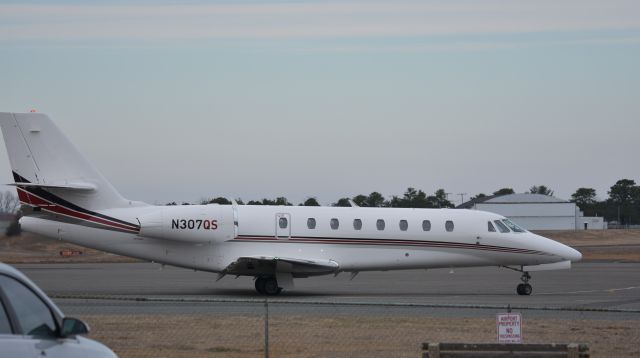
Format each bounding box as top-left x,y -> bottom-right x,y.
14,262 -> 640,319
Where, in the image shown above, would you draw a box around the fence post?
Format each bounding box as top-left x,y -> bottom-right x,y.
264,299 -> 269,358
567,343 -> 578,358
428,343 -> 440,358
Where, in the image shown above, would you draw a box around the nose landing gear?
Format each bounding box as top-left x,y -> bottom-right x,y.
516,271 -> 532,296
502,266 -> 533,296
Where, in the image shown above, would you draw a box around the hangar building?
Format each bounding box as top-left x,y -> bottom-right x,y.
458,193 -> 606,231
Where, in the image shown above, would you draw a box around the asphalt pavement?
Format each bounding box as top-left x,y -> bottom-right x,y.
13,262 -> 640,319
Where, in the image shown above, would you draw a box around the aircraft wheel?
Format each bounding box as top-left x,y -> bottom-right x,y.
263,277 -> 282,295
517,271 -> 532,295
516,283 -> 524,295
255,277 -> 266,294
516,283 -> 532,296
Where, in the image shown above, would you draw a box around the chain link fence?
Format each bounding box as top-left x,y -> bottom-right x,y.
53,296 -> 639,358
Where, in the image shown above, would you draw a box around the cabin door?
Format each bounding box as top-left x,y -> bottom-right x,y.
275,213 -> 291,239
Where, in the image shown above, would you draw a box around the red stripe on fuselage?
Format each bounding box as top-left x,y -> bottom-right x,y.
18,188 -> 139,233
16,188 -> 30,204
233,235 -> 547,255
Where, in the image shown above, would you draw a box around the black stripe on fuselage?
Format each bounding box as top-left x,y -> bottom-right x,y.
233,235 -> 551,256
26,213 -> 137,234
13,171 -> 139,231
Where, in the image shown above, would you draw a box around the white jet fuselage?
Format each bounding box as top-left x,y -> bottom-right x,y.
20,203 -> 580,275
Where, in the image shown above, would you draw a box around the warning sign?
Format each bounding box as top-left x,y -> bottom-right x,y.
496,313 -> 522,343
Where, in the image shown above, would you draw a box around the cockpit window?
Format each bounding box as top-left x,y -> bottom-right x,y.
502,219 -> 525,233
488,221 -> 496,232
493,220 -> 510,233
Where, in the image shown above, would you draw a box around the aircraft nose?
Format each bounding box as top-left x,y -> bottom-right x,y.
534,233 -> 582,262
553,240 -> 582,262
564,246 -> 582,262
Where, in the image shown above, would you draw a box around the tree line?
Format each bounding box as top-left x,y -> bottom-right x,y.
172,185 -> 556,209
167,187 -> 457,209
570,179 -> 640,225
176,179 -> 640,225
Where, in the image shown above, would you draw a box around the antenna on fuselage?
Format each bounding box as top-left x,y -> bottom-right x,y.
348,199 -> 359,207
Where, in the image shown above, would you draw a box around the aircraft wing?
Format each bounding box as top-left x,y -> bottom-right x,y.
223,256 -> 339,277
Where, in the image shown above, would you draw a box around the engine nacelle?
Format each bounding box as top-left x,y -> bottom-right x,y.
138,205 -> 236,243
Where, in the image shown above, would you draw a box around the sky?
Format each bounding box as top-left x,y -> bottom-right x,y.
0,0 -> 639,206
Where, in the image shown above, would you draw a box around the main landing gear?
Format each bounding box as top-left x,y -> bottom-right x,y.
254,275 -> 282,296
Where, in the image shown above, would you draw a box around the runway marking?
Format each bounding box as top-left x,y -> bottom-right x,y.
49,294 -> 640,314
538,286 -> 640,295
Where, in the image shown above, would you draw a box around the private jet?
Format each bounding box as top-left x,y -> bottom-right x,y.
0,112 -> 581,295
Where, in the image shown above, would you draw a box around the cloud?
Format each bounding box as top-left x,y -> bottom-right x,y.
1,1 -> 639,43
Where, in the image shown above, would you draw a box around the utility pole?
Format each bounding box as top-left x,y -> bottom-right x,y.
264,299 -> 269,358
457,193 -> 467,205
618,206 -> 621,227
444,193 -> 452,209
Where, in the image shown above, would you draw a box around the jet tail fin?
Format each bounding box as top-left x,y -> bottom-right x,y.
0,112 -> 134,210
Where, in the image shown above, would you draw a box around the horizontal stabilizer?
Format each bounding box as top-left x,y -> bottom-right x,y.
523,260 -> 571,272
9,182 -> 96,191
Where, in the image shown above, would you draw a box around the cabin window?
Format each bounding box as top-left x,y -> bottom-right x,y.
330,218 -> 339,230
445,220 -> 454,232
353,219 -> 362,230
376,219 -> 385,230
278,217 -> 288,229
399,220 -> 408,231
488,221 -> 496,232
494,220 -> 510,233
422,220 -> 431,231
307,218 -> 316,229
